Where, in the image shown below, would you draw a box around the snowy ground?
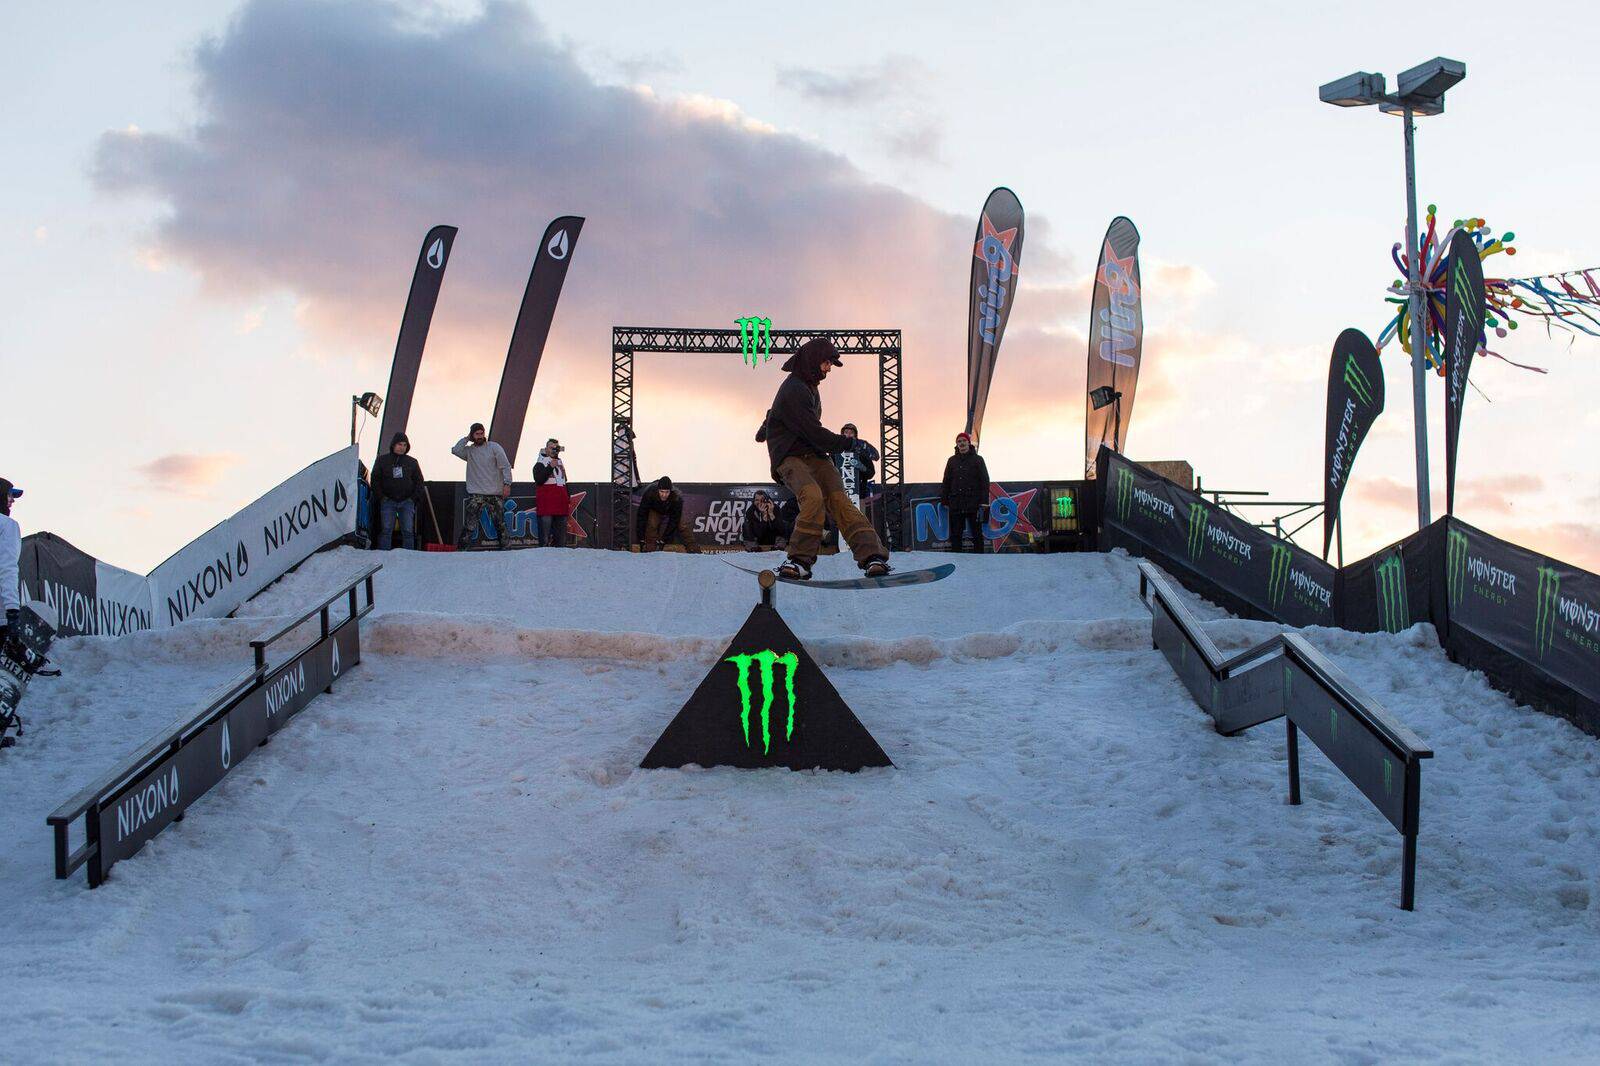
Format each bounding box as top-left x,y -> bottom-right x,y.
4,547 -> 1599,1062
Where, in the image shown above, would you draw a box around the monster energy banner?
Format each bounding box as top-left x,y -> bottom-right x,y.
1443,229 -> 1485,515
965,187 -> 1025,442
1084,216 -> 1143,477
1323,328 -> 1385,558
378,225 -> 458,453
641,603 -> 891,771
490,215 -> 585,468
1100,450 -> 1335,628
1443,518 -> 1600,709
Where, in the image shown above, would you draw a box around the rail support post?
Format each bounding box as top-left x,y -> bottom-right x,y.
1286,719 -> 1302,807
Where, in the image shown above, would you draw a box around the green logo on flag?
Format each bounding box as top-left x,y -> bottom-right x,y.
1113,467 -> 1133,522
726,649 -> 799,754
1344,354 -> 1377,408
1446,528 -> 1469,608
1268,543 -> 1292,608
735,316 -> 773,367
1534,565 -> 1561,658
1375,552 -> 1409,633
1187,501 -> 1209,560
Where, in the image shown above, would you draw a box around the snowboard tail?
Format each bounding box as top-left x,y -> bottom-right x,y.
724,561 -> 954,590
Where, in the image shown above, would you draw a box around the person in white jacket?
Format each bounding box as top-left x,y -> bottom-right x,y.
0,478 -> 22,637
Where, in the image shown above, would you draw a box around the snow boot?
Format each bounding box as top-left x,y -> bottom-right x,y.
863,558 -> 893,578
778,559 -> 813,581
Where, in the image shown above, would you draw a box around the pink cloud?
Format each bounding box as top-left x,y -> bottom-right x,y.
137,453 -> 242,497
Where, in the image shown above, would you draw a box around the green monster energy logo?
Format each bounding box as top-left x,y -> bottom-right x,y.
735,316 -> 773,367
1268,543 -> 1292,608
726,649 -> 799,754
1343,354 -> 1376,408
1534,565 -> 1561,658
1446,528 -> 1469,608
1383,757 -> 1394,796
1187,502 -> 1209,560
1375,552 -> 1409,633
1113,467 -> 1133,521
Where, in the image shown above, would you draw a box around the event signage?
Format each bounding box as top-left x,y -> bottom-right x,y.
1445,519 -> 1600,705
1084,216 -> 1143,476
1102,452 -> 1335,628
96,618 -> 358,871
910,483 -> 1045,552
378,225 -> 458,452
490,215 -> 586,468
1322,328 -> 1385,558
1443,229 -> 1485,515
736,316 -> 773,367
148,446 -> 358,626
18,533 -> 153,638
726,649 -> 800,754
965,187 -> 1025,442
455,483 -> 593,549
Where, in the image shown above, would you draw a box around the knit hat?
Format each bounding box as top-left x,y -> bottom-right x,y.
656,476 -> 673,490
956,432 -> 972,444
841,422 -> 858,434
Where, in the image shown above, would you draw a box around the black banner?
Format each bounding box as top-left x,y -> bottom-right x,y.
490,216 -> 585,468
96,618 -> 359,872
965,188 -> 1024,442
1100,451 -> 1335,628
18,532 -> 153,638
1084,217 -> 1143,476
1443,229 -> 1484,515
378,225 -> 458,452
1322,328 -> 1385,559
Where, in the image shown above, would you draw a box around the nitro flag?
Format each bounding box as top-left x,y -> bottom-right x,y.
490,216 -> 585,467
378,225 -> 458,451
965,188 -> 1024,442
1443,228 -> 1485,515
1084,216 -> 1143,476
1322,328 -> 1385,558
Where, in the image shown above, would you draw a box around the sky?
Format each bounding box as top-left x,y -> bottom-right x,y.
3,0 -> 1597,573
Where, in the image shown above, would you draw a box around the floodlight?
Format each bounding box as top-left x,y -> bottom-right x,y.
1089,385 -> 1121,410
1396,57 -> 1464,101
1318,71 -> 1387,107
356,392 -> 383,417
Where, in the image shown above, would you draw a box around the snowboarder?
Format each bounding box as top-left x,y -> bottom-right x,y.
453,423 -> 514,548
372,432 -> 426,550
756,338 -> 890,580
636,477 -> 700,553
941,432 -> 989,553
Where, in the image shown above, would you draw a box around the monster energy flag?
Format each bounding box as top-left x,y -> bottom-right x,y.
1084,217 -> 1143,477
1442,229 -> 1484,515
1100,451 -> 1335,628
965,187 -> 1025,442
378,225 -> 458,451
1322,328 -> 1385,559
490,216 -> 585,468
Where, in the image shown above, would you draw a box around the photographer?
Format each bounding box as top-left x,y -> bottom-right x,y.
533,438 -> 571,548
741,490 -> 788,551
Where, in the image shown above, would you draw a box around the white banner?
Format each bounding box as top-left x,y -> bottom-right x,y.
147,446 -> 358,627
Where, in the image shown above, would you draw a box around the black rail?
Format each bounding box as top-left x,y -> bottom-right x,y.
47,564 -> 380,887
1137,561 -> 1434,909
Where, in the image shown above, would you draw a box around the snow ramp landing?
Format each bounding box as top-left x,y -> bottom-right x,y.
4,549 -> 1598,1061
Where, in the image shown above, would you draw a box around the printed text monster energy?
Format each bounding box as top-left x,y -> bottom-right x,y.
735,316 -> 773,368
726,649 -> 799,754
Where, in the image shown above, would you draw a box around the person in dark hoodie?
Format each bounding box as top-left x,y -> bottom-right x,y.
372,432 -> 426,550
940,431 -> 990,553
635,477 -> 700,553
740,490 -> 788,551
756,338 -> 890,580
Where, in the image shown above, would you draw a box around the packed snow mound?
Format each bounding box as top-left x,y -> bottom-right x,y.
5,548 -> 1599,1061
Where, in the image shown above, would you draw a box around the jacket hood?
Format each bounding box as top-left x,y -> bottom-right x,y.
779,337 -> 842,383
390,432 -> 411,451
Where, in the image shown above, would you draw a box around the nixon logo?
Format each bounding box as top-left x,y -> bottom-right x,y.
547,228 -> 570,260
426,236 -> 446,269
220,720 -> 232,769
736,317 -> 773,367
1375,553 -> 1409,633
726,649 -> 799,755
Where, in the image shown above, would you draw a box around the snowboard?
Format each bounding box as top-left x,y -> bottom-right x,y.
1,607 -> 56,746
724,561 -> 954,590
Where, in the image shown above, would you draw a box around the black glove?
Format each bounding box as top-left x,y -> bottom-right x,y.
5,609 -> 17,628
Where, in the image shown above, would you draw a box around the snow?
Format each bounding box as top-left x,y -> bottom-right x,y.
4,547 -> 1599,1062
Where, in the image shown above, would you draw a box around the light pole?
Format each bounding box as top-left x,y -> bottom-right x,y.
1320,58 -> 1465,531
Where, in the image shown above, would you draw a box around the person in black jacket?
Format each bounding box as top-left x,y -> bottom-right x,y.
941,432 -> 989,553
831,422 -> 879,503
740,490 -> 788,551
756,338 -> 890,580
636,477 -> 700,553
372,433 -> 426,550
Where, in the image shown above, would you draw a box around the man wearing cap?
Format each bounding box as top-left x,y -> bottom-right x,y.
756,338 -> 891,580
941,432 -> 990,553
453,422 -> 514,549
0,479 -> 22,640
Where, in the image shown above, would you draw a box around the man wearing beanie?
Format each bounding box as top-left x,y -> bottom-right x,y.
635,476 -> 700,553
453,422 -> 514,548
756,338 -> 891,579
372,432 -> 427,550
941,432 -> 990,553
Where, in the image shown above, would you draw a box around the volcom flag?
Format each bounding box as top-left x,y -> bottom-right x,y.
965,187 -> 1025,442
1322,328 -> 1385,559
1443,229 -> 1485,515
1085,217 -> 1143,476
490,216 -> 585,468
378,225 -> 458,452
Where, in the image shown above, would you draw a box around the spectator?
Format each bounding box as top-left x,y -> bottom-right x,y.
0,478 -> 20,639
635,477 -> 700,553
741,490 -> 788,551
372,432 -> 426,550
533,438 -> 571,548
832,422 -> 880,503
941,432 -> 990,554
355,460 -> 373,549
452,422 -> 513,549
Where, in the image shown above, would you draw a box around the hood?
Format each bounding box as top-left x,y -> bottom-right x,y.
389,432 -> 411,452
779,337 -> 842,384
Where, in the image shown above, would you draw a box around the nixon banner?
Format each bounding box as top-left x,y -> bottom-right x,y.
490,216 -> 585,468
1100,450 -> 1336,628
1443,229 -> 1485,515
1323,328 -> 1386,559
965,188 -> 1025,442
18,533 -> 153,638
378,225 -> 458,452
1085,217 -> 1143,476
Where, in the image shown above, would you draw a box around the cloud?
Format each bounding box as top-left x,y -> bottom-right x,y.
776,56 -> 943,161
138,453 -> 242,496
1490,522 -> 1600,573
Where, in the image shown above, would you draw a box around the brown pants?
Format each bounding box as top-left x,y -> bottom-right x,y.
777,455 -> 887,567
641,511 -> 699,552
